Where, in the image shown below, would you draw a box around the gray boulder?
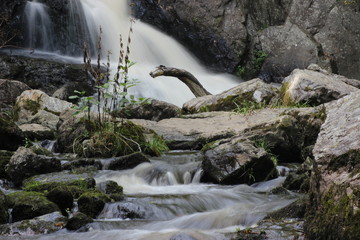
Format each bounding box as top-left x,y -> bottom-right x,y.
202,138 -> 277,185
5,147 -> 61,186
305,90 -> 360,239
0,79 -> 30,111
112,99 -> 180,121
0,211 -> 66,235
289,0 -> 360,80
183,79 -> 278,113
18,123 -> 54,140
257,21 -> 328,82
282,66 -> 359,105
15,89 -> 72,131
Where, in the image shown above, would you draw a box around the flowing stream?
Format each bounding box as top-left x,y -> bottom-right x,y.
5,151 -> 299,240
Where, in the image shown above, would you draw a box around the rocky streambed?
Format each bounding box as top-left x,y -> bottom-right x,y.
0,61 -> 360,239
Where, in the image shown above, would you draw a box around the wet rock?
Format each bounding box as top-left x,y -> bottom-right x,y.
0,79 -> 30,111
18,123 -> 54,140
281,66 -> 359,106
170,233 -> 197,240
0,190 -> 8,224
46,186 -> 74,214
183,79 -> 278,113
77,191 -> 112,218
23,172 -> 96,198
62,158 -> 103,171
55,108 -> 88,153
267,198 -> 307,220
14,89 -> 72,131
107,152 -> 150,171
112,99 -> 180,121
0,211 -> 66,236
5,147 -> 61,186
97,180 -> 124,202
7,191 -> 59,222
0,54 -> 92,96
0,114 -> 24,151
65,212 -> 93,231
305,90 -> 360,239
0,150 -> 13,180
202,138 -> 278,185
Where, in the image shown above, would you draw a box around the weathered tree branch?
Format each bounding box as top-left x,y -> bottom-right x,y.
149,65 -> 212,97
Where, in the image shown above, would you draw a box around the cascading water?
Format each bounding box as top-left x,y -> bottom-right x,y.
23,0 -> 239,106
24,0 -> 55,51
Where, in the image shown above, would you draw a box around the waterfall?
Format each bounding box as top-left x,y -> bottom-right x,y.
23,0 -> 240,106
24,0 -> 55,51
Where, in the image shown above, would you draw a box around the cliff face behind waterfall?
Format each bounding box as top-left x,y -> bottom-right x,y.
2,0 -> 359,81
132,0 -> 360,81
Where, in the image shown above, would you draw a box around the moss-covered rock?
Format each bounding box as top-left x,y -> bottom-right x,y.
0,115 -> 24,151
65,212 -> 93,231
5,147 -> 62,186
0,150 -> 13,180
0,190 -> 8,224
23,177 -> 95,199
0,211 -> 67,235
77,191 -> 111,218
46,187 -> 74,215
7,191 -> 59,222
97,180 -> 124,202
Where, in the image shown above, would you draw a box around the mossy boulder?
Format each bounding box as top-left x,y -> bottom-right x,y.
77,191 -> 112,218
0,115 -> 24,151
0,190 -> 8,224
46,187 -> 74,215
7,191 -> 59,222
65,212 -> 93,231
5,147 -> 62,186
23,175 -> 96,199
97,180 -> 124,202
0,150 -> 13,180
0,211 -> 67,236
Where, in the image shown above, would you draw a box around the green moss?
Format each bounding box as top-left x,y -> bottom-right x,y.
23,99 -> 41,115
78,191 -> 111,218
279,82 -> 293,106
7,191 -> 59,222
23,179 -> 94,197
306,184 -> 360,239
328,150 -> 360,172
201,141 -> 218,152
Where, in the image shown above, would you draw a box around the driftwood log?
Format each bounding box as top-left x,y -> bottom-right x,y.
149,65 -> 212,97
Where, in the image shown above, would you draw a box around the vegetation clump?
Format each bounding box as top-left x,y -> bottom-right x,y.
70,23 -> 168,158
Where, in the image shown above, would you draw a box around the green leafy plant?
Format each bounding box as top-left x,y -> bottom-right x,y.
254,138 -> 278,167
68,21 -> 167,157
